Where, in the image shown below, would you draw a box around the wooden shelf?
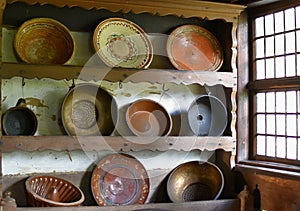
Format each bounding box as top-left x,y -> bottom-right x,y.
14,199 -> 240,211
0,63 -> 237,87
6,0 -> 245,22
1,135 -> 236,153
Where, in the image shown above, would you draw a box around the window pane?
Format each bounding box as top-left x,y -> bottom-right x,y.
287,115 -> 297,136
255,17 -> 264,37
276,114 -> 285,135
266,58 -> 275,78
275,56 -> 285,77
267,114 -> 275,134
265,14 -> 274,35
277,137 -> 286,158
275,34 -> 285,55
297,30 -> 300,52
276,91 -> 286,112
266,36 -> 275,57
297,6 -> 300,29
256,38 -> 265,58
286,55 -> 296,77
286,32 -> 296,54
257,114 -> 266,134
256,59 -> 265,79
297,54 -> 300,76
298,139 -> 300,160
266,136 -> 275,156
266,92 -> 275,112
286,91 -> 297,112
287,138 -> 297,159
257,135 -> 266,155
256,93 -> 265,112
275,11 -> 284,33
285,8 -> 295,31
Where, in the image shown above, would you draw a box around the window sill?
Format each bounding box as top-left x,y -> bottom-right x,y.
235,160 -> 300,181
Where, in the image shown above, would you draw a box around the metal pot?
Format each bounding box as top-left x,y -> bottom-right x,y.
2,98 -> 38,135
167,161 -> 224,203
61,83 -> 117,136
187,95 -> 227,136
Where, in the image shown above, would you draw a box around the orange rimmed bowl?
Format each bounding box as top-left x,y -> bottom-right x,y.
25,175 -> 85,207
14,18 -> 75,65
126,99 -> 172,136
166,24 -> 223,71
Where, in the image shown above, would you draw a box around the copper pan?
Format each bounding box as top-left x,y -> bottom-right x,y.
61,83 -> 117,136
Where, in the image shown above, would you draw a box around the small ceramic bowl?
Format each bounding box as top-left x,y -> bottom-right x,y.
14,18 -> 75,65
126,99 -> 172,136
25,175 -> 85,207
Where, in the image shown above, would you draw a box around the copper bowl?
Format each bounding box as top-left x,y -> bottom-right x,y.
14,18 -> 75,65
126,99 -> 172,136
25,175 -> 85,207
167,161 -> 224,203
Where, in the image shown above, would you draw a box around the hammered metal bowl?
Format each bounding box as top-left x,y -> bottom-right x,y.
25,175 -> 85,207
14,18 -> 75,65
61,83 -> 117,136
167,161 -> 224,202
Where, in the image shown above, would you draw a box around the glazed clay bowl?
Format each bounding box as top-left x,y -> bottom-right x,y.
126,99 -> 172,136
14,18 -> 75,65
167,161 -> 224,203
61,83 -> 117,136
166,24 -> 223,71
187,95 -> 227,136
25,175 -> 85,207
2,98 -> 38,136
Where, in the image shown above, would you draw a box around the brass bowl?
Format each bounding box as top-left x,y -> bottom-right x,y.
167,161 -> 224,202
14,18 -> 75,64
61,83 -> 117,136
25,175 -> 85,207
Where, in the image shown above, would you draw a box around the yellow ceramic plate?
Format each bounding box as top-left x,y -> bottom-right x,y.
93,18 -> 153,69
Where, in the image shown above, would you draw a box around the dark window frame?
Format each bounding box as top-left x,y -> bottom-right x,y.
236,0 -> 300,179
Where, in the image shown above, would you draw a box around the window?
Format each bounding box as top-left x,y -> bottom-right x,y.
247,1 -> 300,168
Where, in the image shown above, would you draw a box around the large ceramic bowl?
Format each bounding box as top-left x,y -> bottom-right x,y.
91,153 -> 149,206
93,17 -> 153,69
166,24 -> 223,71
14,18 -> 75,65
167,161 -> 224,203
25,175 -> 85,207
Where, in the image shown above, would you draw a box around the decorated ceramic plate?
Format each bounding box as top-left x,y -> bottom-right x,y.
166,25 -> 223,71
93,18 -> 153,69
91,153 -> 150,206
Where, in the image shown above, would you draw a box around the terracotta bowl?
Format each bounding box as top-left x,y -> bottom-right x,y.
187,95 -> 227,136
167,161 -> 224,203
14,18 -> 75,65
25,175 -> 85,207
126,99 -> 172,136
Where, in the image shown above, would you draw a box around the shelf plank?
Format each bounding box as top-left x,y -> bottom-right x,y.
13,199 -> 240,211
1,136 -> 236,153
0,63 -> 237,87
7,0 -> 245,22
